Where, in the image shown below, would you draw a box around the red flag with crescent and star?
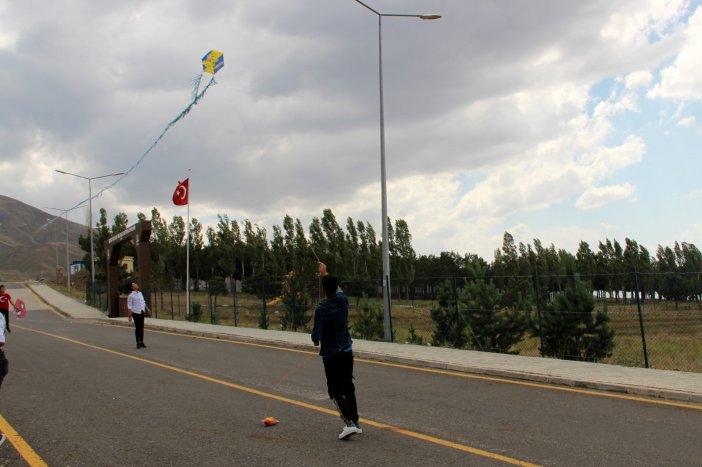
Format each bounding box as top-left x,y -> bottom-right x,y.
172,178 -> 189,206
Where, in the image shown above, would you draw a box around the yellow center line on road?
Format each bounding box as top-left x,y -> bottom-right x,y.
124,325 -> 702,412
0,414 -> 48,467
18,325 -> 539,467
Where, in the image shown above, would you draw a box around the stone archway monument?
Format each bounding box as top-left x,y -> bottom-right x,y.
105,220 -> 152,318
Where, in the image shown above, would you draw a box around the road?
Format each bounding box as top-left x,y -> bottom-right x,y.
1,284 -> 701,466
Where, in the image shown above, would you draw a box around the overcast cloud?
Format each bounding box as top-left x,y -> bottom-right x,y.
1,0 -> 701,260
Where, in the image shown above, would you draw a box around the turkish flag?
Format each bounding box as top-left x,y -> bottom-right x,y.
172,178 -> 189,206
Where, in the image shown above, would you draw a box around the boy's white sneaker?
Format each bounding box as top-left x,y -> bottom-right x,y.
339,424 -> 359,440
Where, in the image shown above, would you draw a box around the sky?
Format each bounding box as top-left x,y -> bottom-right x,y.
1,0 -> 701,261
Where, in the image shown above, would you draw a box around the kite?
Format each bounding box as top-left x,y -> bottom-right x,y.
14,299 -> 27,319
202,50 -> 224,75
262,417 -> 279,426
48,50 -> 224,222
192,50 -> 224,99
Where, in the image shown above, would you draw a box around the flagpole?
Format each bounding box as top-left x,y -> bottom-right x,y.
186,168 -> 191,317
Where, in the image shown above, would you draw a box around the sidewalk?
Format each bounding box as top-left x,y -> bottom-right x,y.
24,282 -> 702,404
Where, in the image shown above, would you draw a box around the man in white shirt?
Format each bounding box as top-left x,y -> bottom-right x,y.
127,282 -> 150,349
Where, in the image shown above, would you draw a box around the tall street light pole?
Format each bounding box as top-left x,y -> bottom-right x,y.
55,170 -> 124,302
354,0 -> 441,342
46,205 -> 87,290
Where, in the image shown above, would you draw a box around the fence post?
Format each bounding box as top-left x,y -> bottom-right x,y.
533,267 -> 544,357
231,276 -> 238,327
170,288 -> 174,320
634,267 -> 649,368
386,275 -> 394,342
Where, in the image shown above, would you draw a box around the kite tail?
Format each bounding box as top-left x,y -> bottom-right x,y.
191,74 -> 203,100
90,75 -> 218,203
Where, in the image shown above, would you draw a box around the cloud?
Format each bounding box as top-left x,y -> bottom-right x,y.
649,5 -> 702,100
576,183 -> 636,209
0,0 -> 700,263
676,115 -> 697,126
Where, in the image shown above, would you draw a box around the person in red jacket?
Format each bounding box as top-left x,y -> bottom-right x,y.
0,285 -> 17,333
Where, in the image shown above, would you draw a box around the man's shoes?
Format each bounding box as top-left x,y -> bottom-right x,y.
338,424 -> 359,440
140,343 -> 146,348
0,433 -> 6,447
353,422 -> 362,434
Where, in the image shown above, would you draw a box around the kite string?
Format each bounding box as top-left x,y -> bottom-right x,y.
52,75 -> 218,222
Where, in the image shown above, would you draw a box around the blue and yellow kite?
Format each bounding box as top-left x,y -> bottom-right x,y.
202,50 -> 224,75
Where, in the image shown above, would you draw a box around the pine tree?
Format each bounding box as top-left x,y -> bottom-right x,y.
462,271 -> 529,354
351,293 -> 384,340
430,280 -> 468,348
538,273 -> 615,362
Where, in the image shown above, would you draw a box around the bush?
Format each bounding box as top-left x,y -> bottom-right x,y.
461,276 -> 529,354
430,280 -> 468,348
537,274 -> 615,362
258,298 -> 269,330
405,323 -> 424,345
187,302 -> 202,322
351,293 -> 384,340
280,272 -> 311,331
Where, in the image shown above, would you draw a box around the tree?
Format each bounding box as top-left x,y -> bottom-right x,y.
430,280 -> 468,348
392,219 -> 416,300
279,271 -> 311,331
493,232 -> 532,308
461,264 -> 529,354
538,272 -> 615,362
351,293 -> 384,340
189,218 -> 205,289
576,241 -> 598,294
656,245 -> 686,307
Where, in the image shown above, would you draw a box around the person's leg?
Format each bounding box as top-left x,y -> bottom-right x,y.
133,313 -> 144,346
324,353 -> 360,439
0,348 -> 7,389
339,352 -> 358,424
1,309 -> 8,332
323,354 -> 353,424
0,349 -> 6,446
139,313 -> 146,347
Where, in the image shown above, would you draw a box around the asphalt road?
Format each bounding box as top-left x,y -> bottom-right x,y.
1,287 -> 702,466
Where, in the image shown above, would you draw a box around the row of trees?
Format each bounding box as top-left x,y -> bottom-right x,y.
76,208 -> 700,361
79,208 -> 702,307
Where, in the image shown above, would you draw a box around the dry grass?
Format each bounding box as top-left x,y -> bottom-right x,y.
52,286 -> 701,373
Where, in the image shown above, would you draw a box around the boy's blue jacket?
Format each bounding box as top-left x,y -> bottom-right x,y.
311,290 -> 352,358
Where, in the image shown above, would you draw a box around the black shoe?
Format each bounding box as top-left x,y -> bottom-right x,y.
136,343 -> 142,349
140,343 -> 147,348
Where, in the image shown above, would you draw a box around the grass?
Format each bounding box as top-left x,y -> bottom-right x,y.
45,282 -> 702,373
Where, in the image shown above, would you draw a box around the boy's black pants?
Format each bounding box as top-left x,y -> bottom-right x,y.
323,350 -> 358,424
133,313 -> 145,344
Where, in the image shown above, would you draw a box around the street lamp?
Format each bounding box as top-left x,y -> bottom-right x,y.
354,0 -> 441,342
46,205 -> 87,290
55,170 -> 124,302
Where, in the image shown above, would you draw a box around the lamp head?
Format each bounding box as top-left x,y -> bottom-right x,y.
419,14 -> 441,20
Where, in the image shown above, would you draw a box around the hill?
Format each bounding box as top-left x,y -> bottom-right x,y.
0,195 -> 86,281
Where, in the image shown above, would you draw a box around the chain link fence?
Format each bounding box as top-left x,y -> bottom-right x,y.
96,272 -> 701,373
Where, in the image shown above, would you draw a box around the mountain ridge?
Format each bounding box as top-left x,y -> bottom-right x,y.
0,194 -> 87,280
